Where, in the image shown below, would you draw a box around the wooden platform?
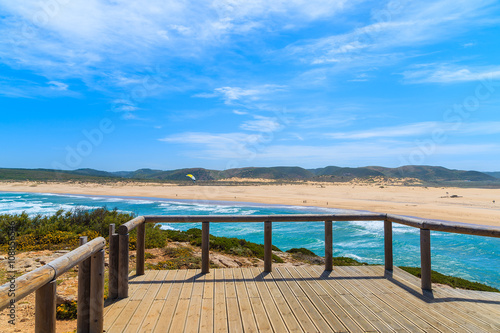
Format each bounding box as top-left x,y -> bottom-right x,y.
103,266 -> 500,332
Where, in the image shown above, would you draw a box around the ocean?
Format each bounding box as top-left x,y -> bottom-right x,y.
1,191 -> 499,289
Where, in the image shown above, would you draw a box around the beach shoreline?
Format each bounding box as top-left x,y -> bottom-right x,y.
1,180 -> 499,227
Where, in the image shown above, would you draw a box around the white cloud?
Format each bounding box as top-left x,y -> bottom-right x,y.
285,0 -> 499,70
48,81 -> 68,90
159,131 -> 267,160
195,85 -> 286,105
327,121 -> 500,140
233,110 -> 247,115
159,130 -> 500,166
328,122 -> 439,139
240,115 -> 282,132
401,65 -> 500,83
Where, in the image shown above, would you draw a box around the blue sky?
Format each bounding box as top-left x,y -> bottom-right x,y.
1,0 -> 499,172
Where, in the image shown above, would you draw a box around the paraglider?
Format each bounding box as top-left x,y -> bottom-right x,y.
186,174 -> 196,182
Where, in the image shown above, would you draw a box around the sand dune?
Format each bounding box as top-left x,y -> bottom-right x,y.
1,181 -> 499,227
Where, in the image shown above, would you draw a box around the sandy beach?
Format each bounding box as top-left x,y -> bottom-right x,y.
0,180 -> 499,227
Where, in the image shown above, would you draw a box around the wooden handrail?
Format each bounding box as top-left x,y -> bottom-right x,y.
0,237 -> 106,310
110,212 -> 500,298
143,213 -> 387,223
0,237 -> 106,333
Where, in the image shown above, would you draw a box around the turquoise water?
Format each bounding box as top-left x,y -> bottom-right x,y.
1,191 -> 499,289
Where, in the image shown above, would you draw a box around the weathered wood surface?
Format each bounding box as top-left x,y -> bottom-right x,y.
0,237 -> 106,311
201,221 -> 210,274
420,229 -> 432,290
77,237 -> 91,332
144,213 -> 500,238
90,249 -> 105,333
325,220 -> 333,271
264,221 -> 272,272
118,233 -> 130,298
119,216 -> 146,234
35,280 -> 56,333
144,213 -> 386,223
104,266 -> 500,332
136,223 -> 146,276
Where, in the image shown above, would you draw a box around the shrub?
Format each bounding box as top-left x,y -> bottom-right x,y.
286,248 -> 317,256
56,301 -> 78,320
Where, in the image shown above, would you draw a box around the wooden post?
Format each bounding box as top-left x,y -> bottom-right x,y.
90,249 -> 105,333
77,236 -> 90,333
108,225 -> 119,299
384,219 -> 393,271
118,233 -> 129,298
136,222 -> 145,276
202,221 -> 210,273
420,229 -> 432,290
325,221 -> 333,271
264,221 -> 272,273
35,280 -> 56,333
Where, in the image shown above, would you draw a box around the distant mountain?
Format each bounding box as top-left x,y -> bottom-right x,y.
368,165 -> 496,182
485,172 -> 500,179
0,165 -> 498,184
71,168 -> 119,178
310,166 -> 384,178
223,166 -> 314,180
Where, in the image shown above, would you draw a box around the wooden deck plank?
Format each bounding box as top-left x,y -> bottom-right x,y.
244,268 -> 287,333
184,295 -> 203,333
200,297 -> 214,333
199,271 -> 214,333
280,267 -> 348,333
346,266 -> 447,333
371,266 -> 498,332
104,267 -> 500,333
232,268 -> 259,333
312,266 -> 421,332
224,269 -> 244,333
168,269 -> 199,333
124,271 -> 165,333
292,266 -> 378,332
238,268 -> 272,333
213,268 -> 228,333
340,266 -> 442,333
203,270 -> 215,299
152,269 -> 188,333
130,270 -> 159,301
104,272 -> 150,331
352,266 -> 474,333
251,266 -> 303,333
388,267 -> 500,328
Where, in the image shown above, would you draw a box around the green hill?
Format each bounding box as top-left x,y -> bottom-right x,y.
0,165 -> 498,185
485,172 -> 500,179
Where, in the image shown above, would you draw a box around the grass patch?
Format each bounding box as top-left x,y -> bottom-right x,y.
287,248 -> 317,256
332,257 -> 369,266
165,228 -> 283,262
400,267 -> 499,292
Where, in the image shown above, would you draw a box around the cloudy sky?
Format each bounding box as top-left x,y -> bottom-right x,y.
1,0 -> 499,172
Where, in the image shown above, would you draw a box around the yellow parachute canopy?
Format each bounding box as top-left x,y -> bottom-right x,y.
186,174 -> 196,182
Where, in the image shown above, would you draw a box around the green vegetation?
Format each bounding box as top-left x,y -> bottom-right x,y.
400,266 -> 499,292
165,228 -> 284,263
56,301 -> 78,320
147,245 -> 206,270
1,165 -> 498,186
0,208 -> 167,251
287,247 -> 317,256
332,256 -> 370,266
1,208 -> 496,292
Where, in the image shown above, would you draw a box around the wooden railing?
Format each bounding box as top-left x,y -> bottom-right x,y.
0,237 -> 106,333
110,213 -> 500,298
2,212 -> 499,332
